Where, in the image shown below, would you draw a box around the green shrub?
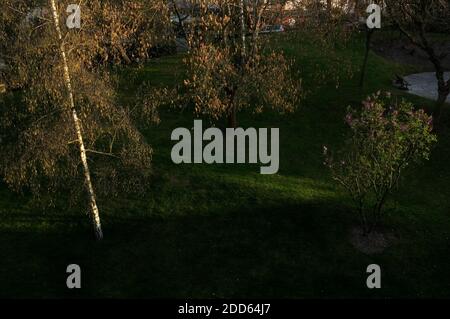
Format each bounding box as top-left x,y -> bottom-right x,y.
324,92 -> 437,234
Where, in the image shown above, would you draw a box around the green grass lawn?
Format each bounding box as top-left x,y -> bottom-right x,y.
1,32 -> 450,298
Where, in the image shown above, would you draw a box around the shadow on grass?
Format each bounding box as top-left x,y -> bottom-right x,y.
2,196 -> 450,299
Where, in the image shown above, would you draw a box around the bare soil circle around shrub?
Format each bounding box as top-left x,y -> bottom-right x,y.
350,226 -> 396,255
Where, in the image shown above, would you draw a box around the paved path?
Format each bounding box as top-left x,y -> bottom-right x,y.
404,72 -> 450,103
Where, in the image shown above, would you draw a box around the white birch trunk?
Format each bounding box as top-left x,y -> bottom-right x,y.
252,1 -> 264,54
49,0 -> 103,240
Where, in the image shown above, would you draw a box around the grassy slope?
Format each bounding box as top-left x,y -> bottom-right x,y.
1,33 -> 450,298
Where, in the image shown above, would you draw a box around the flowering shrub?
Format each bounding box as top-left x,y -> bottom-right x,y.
324,92 -> 437,235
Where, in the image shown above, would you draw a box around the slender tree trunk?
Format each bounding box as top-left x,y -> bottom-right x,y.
240,0 -> 246,62
435,93 -> 449,123
226,2 -> 246,129
227,87 -> 237,128
434,73 -> 450,123
171,0 -> 189,46
359,28 -> 374,88
118,43 -> 132,64
50,0 -> 103,240
226,86 -> 238,128
251,1 -> 268,57
228,104 -> 237,128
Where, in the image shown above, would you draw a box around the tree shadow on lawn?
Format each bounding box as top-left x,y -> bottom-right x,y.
2,198 -> 449,299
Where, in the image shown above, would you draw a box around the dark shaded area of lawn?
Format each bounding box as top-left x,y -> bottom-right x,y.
1,32 -> 450,298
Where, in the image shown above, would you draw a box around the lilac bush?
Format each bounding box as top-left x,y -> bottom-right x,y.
324,92 -> 437,235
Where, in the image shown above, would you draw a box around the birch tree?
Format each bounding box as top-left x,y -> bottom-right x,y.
0,0 -> 164,239
49,0 -> 103,239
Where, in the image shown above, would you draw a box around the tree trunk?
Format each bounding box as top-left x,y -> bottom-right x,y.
240,0 -> 246,62
435,91 -> 449,124
50,0 -> 103,240
172,0 -> 188,39
433,72 -> 450,123
228,103 -> 237,128
359,28 -> 374,88
118,43 -> 132,64
251,1 -> 268,56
